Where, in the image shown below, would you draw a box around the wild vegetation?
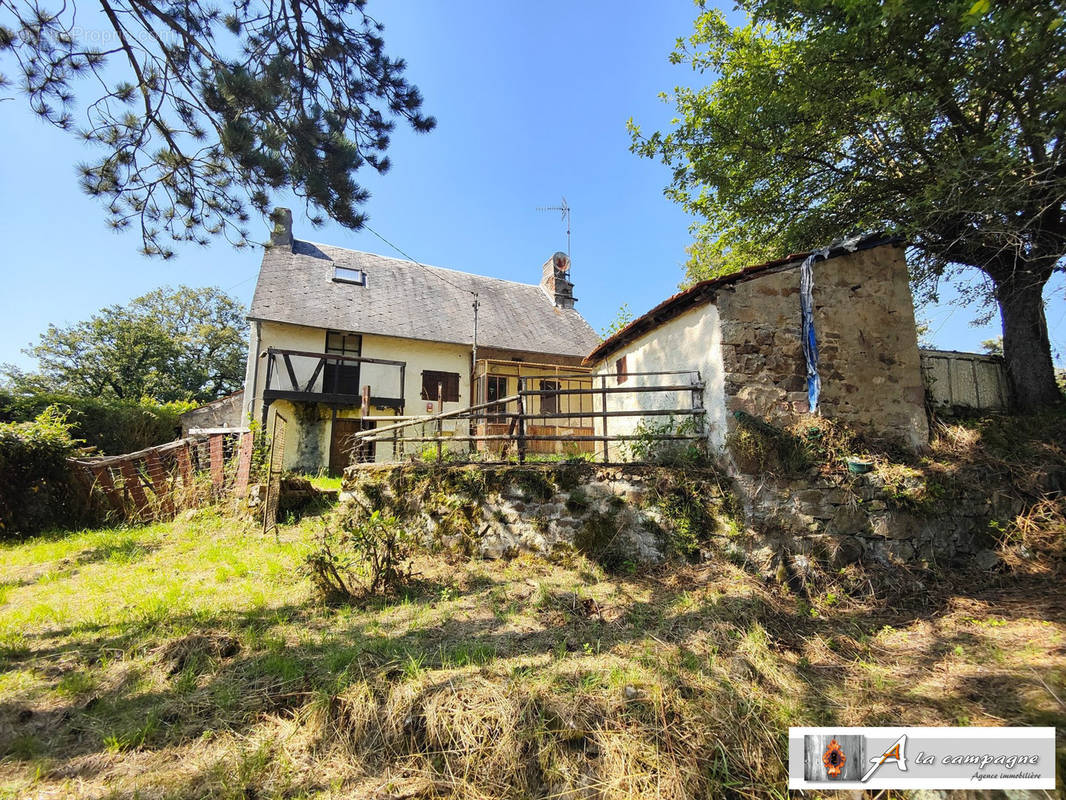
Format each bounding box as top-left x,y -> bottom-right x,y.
0,407 -> 97,539
731,407 -> 1066,527
306,510 -> 416,603
0,391 -> 190,456
0,499 -> 1062,798
0,412 -> 1062,798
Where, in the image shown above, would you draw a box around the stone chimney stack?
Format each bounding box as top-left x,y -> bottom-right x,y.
269,207 -> 293,249
540,251 -> 575,308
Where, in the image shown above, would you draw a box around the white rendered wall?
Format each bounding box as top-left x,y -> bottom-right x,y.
248,320 -> 474,470
589,302 -> 727,459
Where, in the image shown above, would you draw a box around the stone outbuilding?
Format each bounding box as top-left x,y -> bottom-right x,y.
583,235 -> 929,452
179,390 -> 245,437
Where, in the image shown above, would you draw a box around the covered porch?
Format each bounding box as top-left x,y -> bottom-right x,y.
472,359 -> 596,456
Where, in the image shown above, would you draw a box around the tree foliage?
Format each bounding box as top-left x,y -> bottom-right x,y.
0,0 -> 434,257
632,0 -> 1065,409
0,406 -> 95,538
982,337 -> 1004,357
600,303 -> 635,340
0,391 -> 192,454
7,285 -> 247,402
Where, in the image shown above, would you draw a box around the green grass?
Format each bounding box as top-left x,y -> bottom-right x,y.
0,507 -> 1062,799
306,474 -> 343,492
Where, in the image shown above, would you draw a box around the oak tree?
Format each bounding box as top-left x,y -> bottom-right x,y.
10,285 -> 247,402
631,0 -> 1065,409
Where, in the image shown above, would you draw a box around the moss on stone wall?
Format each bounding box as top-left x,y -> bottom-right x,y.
339,410 -> 1064,581
342,463 -> 738,570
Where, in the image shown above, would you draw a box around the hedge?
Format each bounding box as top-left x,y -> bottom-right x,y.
0,392 -> 193,456
0,407 -> 96,539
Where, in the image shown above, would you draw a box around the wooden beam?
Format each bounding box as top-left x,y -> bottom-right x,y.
92,465 -> 123,510
282,353 -> 299,391
234,431 -> 253,497
209,434 -> 224,489
119,460 -> 149,515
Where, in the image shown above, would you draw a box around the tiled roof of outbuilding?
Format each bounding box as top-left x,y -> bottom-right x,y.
249,240 -> 600,358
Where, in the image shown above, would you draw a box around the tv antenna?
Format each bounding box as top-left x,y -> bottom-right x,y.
537,196 -> 571,261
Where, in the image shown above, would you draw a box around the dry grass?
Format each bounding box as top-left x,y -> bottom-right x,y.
0,500 -> 1063,798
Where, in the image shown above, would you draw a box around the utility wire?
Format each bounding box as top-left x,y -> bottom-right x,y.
363,223 -> 478,297
225,273 -> 259,292
362,223 -> 483,374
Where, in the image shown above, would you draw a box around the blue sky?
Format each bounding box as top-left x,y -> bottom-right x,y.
1,0 -> 1063,371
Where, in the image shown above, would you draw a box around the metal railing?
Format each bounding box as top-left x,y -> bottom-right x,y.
344,370 -> 705,465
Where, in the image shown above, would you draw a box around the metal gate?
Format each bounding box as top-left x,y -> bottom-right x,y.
262,411 -> 288,536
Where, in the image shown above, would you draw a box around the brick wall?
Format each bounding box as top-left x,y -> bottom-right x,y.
715,244 -> 928,448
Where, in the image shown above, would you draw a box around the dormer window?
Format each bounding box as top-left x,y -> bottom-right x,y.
333,265 -> 367,286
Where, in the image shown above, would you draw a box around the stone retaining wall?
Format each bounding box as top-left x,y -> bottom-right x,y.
342,462 -> 1003,574
731,471 -> 1006,574
343,464 -> 731,569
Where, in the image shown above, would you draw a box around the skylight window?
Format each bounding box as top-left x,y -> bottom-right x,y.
333,265 -> 367,286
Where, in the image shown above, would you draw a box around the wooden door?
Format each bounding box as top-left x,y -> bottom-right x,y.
329,418 -> 375,475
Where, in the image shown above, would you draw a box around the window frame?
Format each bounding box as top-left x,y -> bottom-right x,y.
421,370 -> 460,403
539,379 -> 560,415
325,330 -> 362,357
333,265 -> 367,286
486,375 -> 508,422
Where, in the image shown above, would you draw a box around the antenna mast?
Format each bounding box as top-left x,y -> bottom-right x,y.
537,196 -> 571,261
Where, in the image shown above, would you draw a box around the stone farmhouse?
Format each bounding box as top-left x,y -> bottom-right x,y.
583,235 -> 930,453
242,210 -> 601,473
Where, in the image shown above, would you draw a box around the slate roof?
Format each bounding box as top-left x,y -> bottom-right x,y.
249,240 -> 601,358
584,233 -> 901,365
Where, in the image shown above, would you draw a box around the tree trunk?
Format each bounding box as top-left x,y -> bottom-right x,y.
996,269 -> 1063,411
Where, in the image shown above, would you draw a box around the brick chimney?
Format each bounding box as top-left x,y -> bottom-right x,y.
269,207 -> 293,249
540,251 -> 575,308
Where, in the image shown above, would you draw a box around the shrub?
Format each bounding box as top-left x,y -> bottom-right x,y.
622,415 -> 707,466
305,510 -> 415,603
0,391 -> 192,455
726,411 -> 810,475
0,406 -> 94,538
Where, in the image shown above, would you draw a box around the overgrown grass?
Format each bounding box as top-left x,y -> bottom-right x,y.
0,506 -> 1063,798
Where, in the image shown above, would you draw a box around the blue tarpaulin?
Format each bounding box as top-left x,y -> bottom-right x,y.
799,247 -> 830,413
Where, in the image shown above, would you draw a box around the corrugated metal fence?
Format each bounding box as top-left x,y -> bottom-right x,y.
919,349 -> 1010,412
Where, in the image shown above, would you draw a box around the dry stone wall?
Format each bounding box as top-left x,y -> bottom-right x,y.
342,462 -> 1002,574
715,245 -> 929,449
342,464 -> 732,568
729,472 -> 1006,574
